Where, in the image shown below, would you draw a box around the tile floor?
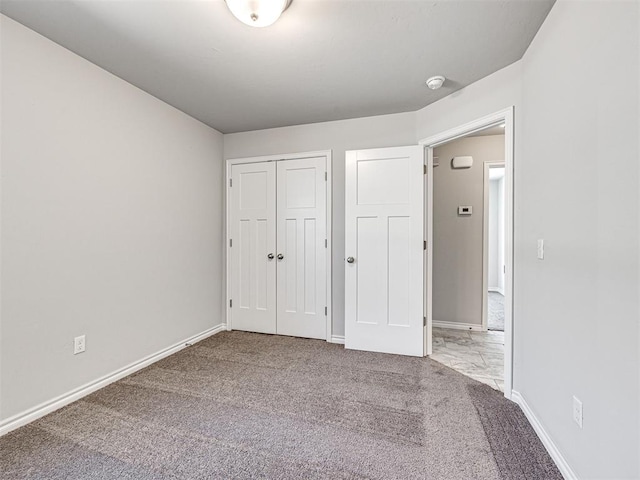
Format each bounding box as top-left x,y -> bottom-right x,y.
431,327 -> 504,392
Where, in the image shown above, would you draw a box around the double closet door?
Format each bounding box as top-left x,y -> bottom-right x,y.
229,157 -> 327,340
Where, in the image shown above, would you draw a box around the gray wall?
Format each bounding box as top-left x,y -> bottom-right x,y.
516,1 -> 639,477
224,112 -> 417,337
433,135 -> 504,327
0,16 -> 225,421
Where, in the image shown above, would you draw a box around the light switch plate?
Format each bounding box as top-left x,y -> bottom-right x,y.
573,396 -> 583,428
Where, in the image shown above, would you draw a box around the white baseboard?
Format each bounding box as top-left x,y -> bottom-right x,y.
488,287 -> 505,295
330,335 -> 345,344
432,320 -> 483,331
511,390 -> 577,480
0,323 -> 227,437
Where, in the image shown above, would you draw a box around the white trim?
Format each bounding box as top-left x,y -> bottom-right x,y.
225,150 -> 333,341
488,287 -> 505,295
482,161 -> 505,332
420,106 -> 515,400
432,320 -> 483,332
418,110 -> 509,147
329,335 -> 345,344
226,150 -> 332,166
0,324 -> 226,437
511,390 -> 578,480
424,147 -> 434,356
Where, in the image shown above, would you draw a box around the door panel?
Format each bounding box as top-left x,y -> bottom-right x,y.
276,157 -> 327,339
345,146 -> 424,356
230,162 -> 276,334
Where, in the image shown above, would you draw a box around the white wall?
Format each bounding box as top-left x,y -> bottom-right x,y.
0,16 -> 225,422
416,61 -> 523,142
432,135 -> 504,327
419,2 -> 639,477
224,112 -> 417,337
516,1 -> 639,478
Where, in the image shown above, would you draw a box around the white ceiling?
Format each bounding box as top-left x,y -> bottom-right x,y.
1,0 -> 555,133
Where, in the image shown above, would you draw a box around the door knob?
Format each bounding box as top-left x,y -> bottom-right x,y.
267,253 -> 274,260
277,254 -> 284,260
347,257 -> 355,263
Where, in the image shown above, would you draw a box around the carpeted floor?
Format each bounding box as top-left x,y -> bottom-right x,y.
0,331 -> 561,479
488,292 -> 505,331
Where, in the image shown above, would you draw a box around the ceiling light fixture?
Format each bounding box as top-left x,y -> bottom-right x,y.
225,0 -> 293,27
426,75 -> 445,90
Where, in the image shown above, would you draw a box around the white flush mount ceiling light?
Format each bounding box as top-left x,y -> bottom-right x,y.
225,0 -> 293,27
426,75 -> 445,90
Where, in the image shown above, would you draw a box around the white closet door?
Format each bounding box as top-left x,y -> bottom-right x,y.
229,162 -> 277,334
345,146 -> 424,356
276,157 -> 327,339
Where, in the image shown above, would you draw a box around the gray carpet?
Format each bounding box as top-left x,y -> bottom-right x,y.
1,331 -> 559,479
488,292 -> 505,331
468,384 -> 562,480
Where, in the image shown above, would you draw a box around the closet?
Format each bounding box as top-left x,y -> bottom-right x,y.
228,155 -> 328,340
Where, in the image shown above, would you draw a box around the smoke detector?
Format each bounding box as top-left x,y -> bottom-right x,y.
426,75 -> 445,90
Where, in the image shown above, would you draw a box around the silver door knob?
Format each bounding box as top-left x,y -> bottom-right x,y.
277,254 -> 284,260
267,253 -> 274,260
347,257 -> 355,263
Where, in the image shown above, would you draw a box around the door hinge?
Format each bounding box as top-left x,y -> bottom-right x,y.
229,178 -> 233,187
230,299 -> 233,308
424,164 -> 427,175
229,239 -> 232,247
325,306 -> 327,316
324,171 -> 327,181
325,238 -> 328,248
423,240 -> 427,251
423,316 -> 426,327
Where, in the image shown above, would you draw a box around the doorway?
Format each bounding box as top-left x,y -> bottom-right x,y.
483,162 -> 505,332
420,108 -> 514,399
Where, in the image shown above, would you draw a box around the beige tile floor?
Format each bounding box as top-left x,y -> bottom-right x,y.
431,327 -> 504,392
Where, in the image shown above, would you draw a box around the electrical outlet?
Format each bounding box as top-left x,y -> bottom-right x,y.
572,395 -> 583,428
74,335 -> 86,355
537,239 -> 544,260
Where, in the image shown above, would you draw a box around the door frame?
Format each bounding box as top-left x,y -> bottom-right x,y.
419,107 -> 514,399
225,150 -> 333,342
482,161 -> 505,332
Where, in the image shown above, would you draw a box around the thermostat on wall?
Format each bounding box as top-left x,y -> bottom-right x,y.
458,206 -> 472,216
452,156 -> 473,169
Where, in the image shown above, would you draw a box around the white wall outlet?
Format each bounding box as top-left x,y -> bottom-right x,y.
572,395 -> 583,428
537,239 -> 544,259
74,335 -> 86,355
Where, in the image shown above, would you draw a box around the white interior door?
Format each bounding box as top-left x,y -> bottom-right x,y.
229,162 -> 277,334
276,157 -> 327,339
345,146 -> 424,356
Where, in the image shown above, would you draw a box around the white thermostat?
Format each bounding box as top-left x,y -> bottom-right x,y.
452,156 -> 473,169
458,206 -> 473,216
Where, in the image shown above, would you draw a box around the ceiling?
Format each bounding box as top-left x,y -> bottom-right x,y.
1,0 -> 555,133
